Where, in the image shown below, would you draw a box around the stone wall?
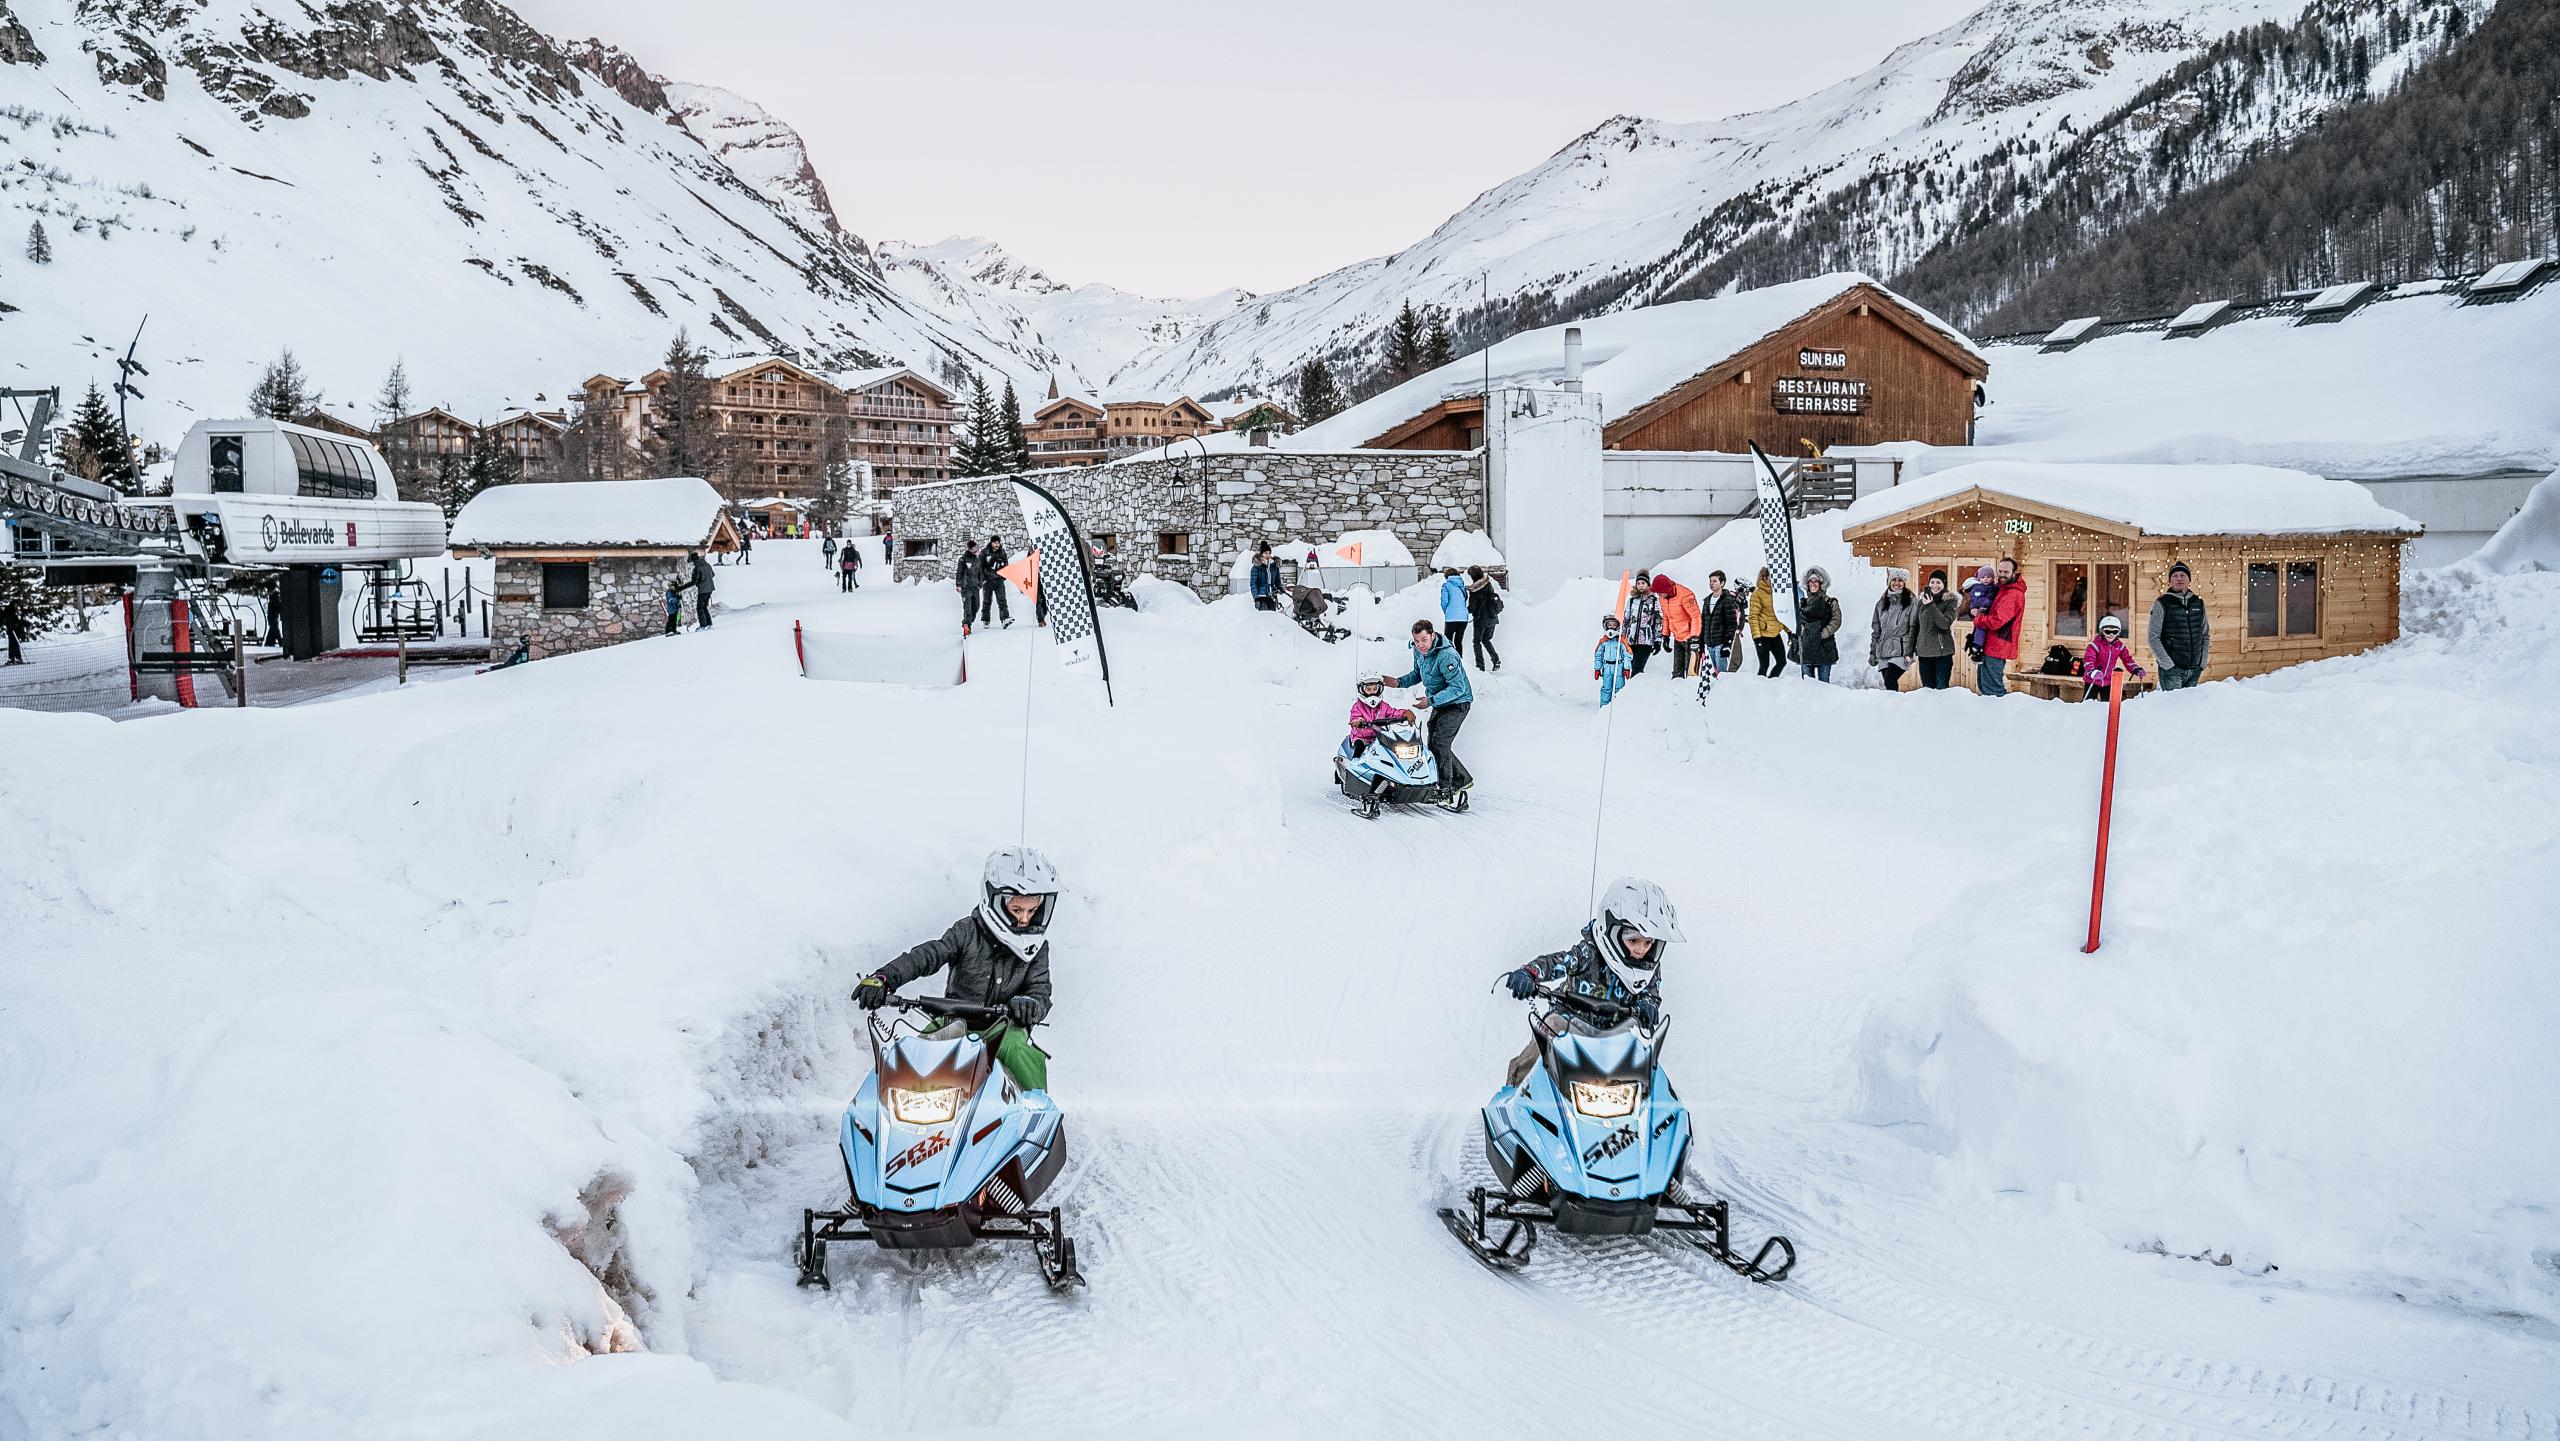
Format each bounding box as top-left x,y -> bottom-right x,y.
492,552 -> 689,660
887,450 -> 1484,600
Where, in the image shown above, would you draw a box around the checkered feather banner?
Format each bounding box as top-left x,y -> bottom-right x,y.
1012,477 -> 1115,704
1747,442 -> 1801,637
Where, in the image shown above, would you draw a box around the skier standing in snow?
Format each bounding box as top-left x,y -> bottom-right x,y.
954,538 -> 986,636
838,542 -> 861,592
1393,620 -> 1474,802
980,535 -> 1015,629
855,848 -> 1061,1092
1747,567 -> 1787,677
685,548 -> 716,630
1496,878 -> 1684,1085
2147,561 -> 2210,690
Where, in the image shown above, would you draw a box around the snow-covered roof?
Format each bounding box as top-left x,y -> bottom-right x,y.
1289,273 -> 1980,451
833,365 -> 907,392
1209,397 -> 1292,422
1974,282 -> 2560,478
2303,281 -> 2376,314
736,494 -> 806,510
1842,461 -> 2420,538
2041,316 -> 2103,346
449,477 -> 728,548
2167,299 -> 2233,331
2473,258 -> 2553,293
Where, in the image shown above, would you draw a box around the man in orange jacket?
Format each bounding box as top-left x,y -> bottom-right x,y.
1650,574 -> 1703,678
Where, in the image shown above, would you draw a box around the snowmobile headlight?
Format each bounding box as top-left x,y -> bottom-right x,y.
1391,742 -> 1422,762
1569,1079 -> 1641,1119
888,1086 -> 960,1125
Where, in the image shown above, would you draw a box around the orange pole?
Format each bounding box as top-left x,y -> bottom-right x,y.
793,619 -> 807,677
2082,663 -> 2126,953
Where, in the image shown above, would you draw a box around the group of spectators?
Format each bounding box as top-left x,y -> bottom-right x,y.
819,534 -> 866,592
952,536 -> 1019,636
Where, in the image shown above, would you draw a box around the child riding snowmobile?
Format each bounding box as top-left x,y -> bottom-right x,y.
856,847 -> 1060,1091
1442,877 -> 1795,1281
800,847 -> 1082,1291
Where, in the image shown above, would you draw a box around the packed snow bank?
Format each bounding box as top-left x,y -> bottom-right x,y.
1429,529 -> 1504,570
1321,528 -> 1416,568
1849,568 -> 2560,1315
2463,467 -> 2560,574
449,476 -> 727,547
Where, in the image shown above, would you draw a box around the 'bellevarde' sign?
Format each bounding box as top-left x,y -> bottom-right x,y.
1772,375 -> 1871,415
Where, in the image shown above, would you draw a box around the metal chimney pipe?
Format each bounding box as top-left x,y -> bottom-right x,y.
1561,327 -> 1584,392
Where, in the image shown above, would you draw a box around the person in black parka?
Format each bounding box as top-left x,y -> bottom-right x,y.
954,539 -> 986,636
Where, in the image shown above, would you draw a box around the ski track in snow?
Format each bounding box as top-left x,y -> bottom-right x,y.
652,551 -> 2556,1441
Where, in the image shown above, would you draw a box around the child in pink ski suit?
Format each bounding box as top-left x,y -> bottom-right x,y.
2080,616 -> 2145,700
1339,674 -> 1413,762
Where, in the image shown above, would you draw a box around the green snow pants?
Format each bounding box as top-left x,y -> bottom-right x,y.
928,1018 -> 1050,1092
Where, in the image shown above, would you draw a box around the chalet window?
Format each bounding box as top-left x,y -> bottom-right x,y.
540,562 -> 590,610
903,538 -> 939,559
1093,532 -> 1118,554
2248,560 -> 2321,637
1156,531 -> 1191,557
2050,562 -> 2129,638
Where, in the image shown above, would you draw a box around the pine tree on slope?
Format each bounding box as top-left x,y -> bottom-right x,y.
57,382 -> 137,487
1385,302 -> 1425,381
1295,358 -> 1344,425
1000,378 -> 1030,474
956,374 -> 1000,477
24,221 -> 50,264
248,349 -> 314,420
1423,320 -> 1454,370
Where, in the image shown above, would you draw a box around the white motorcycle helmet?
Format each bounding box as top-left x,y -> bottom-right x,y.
1592,876 -> 1685,993
1355,671 -> 1387,699
977,847 -> 1063,960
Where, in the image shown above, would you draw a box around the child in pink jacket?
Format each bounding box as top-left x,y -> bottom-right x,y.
1339,672 -> 1414,762
2080,614 -> 2146,699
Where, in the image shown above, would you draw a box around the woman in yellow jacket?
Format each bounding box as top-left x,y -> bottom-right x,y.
1747,566 -> 1788,677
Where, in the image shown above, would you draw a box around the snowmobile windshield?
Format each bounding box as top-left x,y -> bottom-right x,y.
1543,1023 -> 1657,1100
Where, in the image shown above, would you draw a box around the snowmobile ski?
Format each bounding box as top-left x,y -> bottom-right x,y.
1440,1193 -> 1532,1272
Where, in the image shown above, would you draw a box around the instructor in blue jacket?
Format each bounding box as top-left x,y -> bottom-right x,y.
1394,619 -> 1475,801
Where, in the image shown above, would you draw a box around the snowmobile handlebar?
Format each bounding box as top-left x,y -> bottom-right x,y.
889,995 -> 1007,1024
1540,987 -> 1637,1024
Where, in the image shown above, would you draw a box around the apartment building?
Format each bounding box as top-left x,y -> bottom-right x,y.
837,367 -> 961,491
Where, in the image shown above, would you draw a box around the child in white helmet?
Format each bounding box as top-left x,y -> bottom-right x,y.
2079,613 -> 2146,701
1340,671 -> 1414,765
857,847 -> 1062,1091
1496,877 -> 1684,1086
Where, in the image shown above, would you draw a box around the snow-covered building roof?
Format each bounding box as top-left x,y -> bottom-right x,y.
449,477 -> 731,549
2166,298 -> 2234,333
1842,461 -> 2420,539
1288,272 -> 1983,452
1973,282 -> 2560,479
2040,316 -> 2103,348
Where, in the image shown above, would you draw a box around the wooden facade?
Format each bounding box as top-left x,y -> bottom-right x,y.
844,370 -> 959,491
486,411 -> 565,482
704,358 -> 835,503
1026,396 -> 1106,468
1103,396 -> 1217,459
1363,281 -> 1987,455
1842,486 -> 2414,691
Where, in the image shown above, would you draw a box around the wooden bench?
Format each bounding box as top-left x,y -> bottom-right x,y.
2006,670 -> 2153,702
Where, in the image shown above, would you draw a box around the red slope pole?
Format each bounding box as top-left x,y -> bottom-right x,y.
2082,663 -> 2127,953
793,619 -> 807,677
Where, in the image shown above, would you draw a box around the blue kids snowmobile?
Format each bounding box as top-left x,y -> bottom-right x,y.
1441,985 -> 1794,1282
1334,713 -> 1465,818
797,994 -> 1082,1291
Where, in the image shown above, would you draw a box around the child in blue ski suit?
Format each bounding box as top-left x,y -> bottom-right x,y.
1594,616 -> 1632,705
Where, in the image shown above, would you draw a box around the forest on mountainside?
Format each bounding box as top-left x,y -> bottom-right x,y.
1903,0 -> 2559,330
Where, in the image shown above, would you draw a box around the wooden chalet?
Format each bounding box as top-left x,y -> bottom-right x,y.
1840,461 -> 2420,693
1299,273 -> 1988,456
1026,394 -> 1107,468
837,366 -> 960,491
1103,395 -> 1217,459
485,411 -> 567,482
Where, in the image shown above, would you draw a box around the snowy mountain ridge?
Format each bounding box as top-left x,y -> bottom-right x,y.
874,236 -> 1252,397
1103,0 -> 2405,400
0,0 -> 1047,439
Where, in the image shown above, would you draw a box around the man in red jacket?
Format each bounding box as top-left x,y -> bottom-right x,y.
1970,557 -> 2026,697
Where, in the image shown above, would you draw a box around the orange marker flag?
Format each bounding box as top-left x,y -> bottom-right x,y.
1000,548 -> 1040,600
1333,541 -> 1365,565
1612,569 -> 1632,617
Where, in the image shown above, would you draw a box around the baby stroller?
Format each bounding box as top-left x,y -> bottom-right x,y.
1292,584 -> 1350,644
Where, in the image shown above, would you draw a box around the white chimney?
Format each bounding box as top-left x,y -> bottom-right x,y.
1561,327 -> 1584,393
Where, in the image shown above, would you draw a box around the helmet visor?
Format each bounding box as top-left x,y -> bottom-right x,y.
989,888 -> 1056,936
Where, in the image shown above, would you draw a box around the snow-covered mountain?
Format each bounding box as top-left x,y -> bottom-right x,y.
0,0 -> 1043,443
1106,0 -> 2352,400
875,236 -> 1250,397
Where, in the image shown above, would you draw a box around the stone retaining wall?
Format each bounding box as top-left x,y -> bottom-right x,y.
888,450 -> 1484,601
493,552 -> 688,659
